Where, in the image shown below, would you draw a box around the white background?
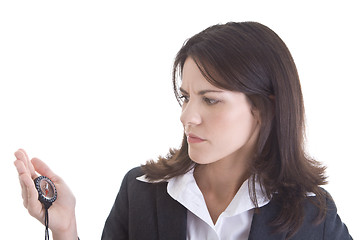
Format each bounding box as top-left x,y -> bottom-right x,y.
1,0 -> 359,239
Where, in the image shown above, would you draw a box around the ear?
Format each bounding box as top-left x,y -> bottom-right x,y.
251,107 -> 261,125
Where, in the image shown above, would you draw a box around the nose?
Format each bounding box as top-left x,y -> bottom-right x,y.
180,100 -> 202,128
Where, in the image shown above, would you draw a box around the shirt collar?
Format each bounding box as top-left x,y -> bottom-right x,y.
137,169 -> 270,227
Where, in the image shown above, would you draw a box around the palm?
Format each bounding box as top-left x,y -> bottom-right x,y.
14,149 -> 76,233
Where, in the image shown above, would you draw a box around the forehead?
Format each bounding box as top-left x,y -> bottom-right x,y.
181,57 -> 220,91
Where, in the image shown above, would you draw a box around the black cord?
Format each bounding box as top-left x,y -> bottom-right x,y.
43,203 -> 79,240
44,207 -> 49,240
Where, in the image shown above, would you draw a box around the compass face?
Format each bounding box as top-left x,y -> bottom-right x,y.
39,179 -> 55,199
34,176 -> 57,204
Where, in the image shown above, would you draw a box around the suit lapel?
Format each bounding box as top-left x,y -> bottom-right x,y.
156,182 -> 187,240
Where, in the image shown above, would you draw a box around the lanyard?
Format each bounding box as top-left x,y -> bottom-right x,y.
34,176 -> 57,240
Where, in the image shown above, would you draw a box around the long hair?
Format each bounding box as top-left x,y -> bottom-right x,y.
142,21 -> 327,237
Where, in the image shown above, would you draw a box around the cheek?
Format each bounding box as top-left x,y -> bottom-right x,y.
212,109 -> 256,143
187,106 -> 258,164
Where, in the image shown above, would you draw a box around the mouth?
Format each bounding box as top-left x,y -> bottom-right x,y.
187,133 -> 206,143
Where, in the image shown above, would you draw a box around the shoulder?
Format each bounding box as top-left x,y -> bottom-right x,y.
300,190 -> 351,239
119,166 -> 168,199
251,189 -> 352,239
109,166 -> 171,221
320,191 -> 352,239
292,189 -> 352,239
123,166 -> 144,180
121,166 -> 166,186
120,166 -> 151,189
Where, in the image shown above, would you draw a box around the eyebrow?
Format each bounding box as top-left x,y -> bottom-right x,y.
179,87 -> 223,95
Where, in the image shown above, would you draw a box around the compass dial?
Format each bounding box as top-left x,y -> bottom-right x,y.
34,176 -> 57,205
39,179 -> 55,199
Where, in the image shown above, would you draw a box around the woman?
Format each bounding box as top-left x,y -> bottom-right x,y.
14,22 -> 352,239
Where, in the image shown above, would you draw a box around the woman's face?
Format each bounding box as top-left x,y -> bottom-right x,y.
180,57 -> 260,165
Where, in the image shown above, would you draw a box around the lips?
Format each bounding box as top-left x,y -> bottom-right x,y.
187,133 -> 205,143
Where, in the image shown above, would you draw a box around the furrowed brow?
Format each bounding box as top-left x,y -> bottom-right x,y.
179,87 -> 223,95
179,87 -> 188,94
198,90 -> 223,95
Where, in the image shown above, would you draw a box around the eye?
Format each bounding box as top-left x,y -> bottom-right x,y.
203,97 -> 219,105
179,94 -> 189,103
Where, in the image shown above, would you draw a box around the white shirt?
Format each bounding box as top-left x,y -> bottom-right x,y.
137,169 -> 270,240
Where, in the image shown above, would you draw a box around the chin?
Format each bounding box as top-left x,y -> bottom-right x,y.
189,151 -> 215,165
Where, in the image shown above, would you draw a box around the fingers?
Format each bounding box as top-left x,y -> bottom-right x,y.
14,149 -> 37,179
21,174 -> 43,217
14,159 -> 28,176
14,159 -> 30,205
14,150 -> 45,221
19,174 -> 35,204
14,149 -> 58,181
15,160 -> 41,211
19,174 -> 43,220
31,157 -> 59,181
13,149 -> 57,223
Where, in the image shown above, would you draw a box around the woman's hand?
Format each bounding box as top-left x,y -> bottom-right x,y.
14,149 -> 78,240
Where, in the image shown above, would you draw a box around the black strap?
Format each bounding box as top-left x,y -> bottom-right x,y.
44,207 -> 50,240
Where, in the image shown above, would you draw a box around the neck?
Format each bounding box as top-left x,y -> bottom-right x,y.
194,155 -> 251,199
193,153 -> 253,225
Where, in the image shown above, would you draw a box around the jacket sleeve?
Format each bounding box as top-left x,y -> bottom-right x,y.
324,196 -> 352,240
101,170 -> 131,240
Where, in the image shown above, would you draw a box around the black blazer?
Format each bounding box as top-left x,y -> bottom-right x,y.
101,167 -> 352,240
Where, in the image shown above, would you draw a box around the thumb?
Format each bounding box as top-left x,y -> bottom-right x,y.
31,158 -> 59,182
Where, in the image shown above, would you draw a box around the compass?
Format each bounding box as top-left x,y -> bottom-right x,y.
34,176 -> 57,207
34,176 -> 57,240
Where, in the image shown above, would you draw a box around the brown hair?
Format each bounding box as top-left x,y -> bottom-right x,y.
142,21 -> 327,238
